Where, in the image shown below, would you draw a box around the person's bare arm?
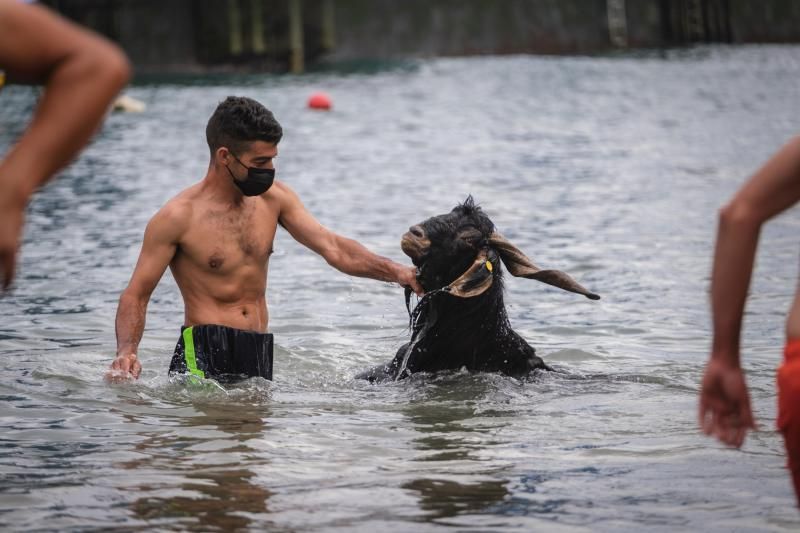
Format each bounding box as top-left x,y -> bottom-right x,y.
0,0 -> 131,289
700,135 -> 800,446
710,136 -> 800,360
107,205 -> 186,381
275,183 -> 423,295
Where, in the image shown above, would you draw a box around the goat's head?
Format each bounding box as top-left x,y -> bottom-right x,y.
401,196 -> 600,300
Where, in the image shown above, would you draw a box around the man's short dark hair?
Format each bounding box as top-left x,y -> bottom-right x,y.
206,96 -> 283,155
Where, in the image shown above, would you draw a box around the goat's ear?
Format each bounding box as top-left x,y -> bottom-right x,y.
444,249 -> 494,298
456,227 -> 484,248
488,232 -> 600,300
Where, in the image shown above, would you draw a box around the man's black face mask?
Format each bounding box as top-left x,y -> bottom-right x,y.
226,152 -> 275,196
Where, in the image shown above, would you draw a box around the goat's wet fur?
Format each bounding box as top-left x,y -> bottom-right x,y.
358,196 -> 600,383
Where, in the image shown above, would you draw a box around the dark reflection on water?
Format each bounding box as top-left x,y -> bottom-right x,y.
131,468 -> 272,531
401,379 -> 517,523
403,375 -> 514,464
2,45 -> 800,530
124,402 -> 274,531
405,478 -> 511,521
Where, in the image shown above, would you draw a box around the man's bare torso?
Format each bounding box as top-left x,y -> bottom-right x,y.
168,182 -> 280,332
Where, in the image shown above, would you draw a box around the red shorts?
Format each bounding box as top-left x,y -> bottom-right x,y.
777,338 -> 800,505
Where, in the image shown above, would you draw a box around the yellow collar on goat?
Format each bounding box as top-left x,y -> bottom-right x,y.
442,249 -> 495,298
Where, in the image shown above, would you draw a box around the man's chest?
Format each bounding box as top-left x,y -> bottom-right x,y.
180,205 -> 278,272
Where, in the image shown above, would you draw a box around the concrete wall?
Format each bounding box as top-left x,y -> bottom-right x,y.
42,0 -> 800,74
115,1 -> 198,69
47,0 -> 296,72
625,0 -> 800,47
729,0 -> 800,43
624,0 -> 665,47
328,0 -> 610,59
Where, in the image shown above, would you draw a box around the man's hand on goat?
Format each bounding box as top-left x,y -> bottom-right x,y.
397,265 -> 424,296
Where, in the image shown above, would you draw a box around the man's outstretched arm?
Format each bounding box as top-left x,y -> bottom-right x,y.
700,136 -> 800,447
275,183 -> 423,295
107,206 -> 185,381
0,0 -> 131,289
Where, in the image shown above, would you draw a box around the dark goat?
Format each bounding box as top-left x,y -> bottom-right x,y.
358,197 -> 600,382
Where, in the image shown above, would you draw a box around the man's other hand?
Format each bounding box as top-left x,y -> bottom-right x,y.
106,353 -> 142,382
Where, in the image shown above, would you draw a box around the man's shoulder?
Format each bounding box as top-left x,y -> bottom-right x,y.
148,185 -> 199,233
269,180 -> 291,197
268,180 -> 302,208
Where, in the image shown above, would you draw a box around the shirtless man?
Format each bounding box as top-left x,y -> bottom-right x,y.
0,0 -> 130,289
107,96 -> 422,382
699,135 -> 800,504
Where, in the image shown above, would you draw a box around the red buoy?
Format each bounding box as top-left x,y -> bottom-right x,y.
308,92 -> 332,111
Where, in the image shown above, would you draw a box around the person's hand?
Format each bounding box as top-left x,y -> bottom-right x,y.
698,357 -> 756,448
106,353 -> 141,382
0,178 -> 27,290
396,265 -> 423,296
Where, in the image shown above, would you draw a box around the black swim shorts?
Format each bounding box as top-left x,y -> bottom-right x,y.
168,324 -> 274,382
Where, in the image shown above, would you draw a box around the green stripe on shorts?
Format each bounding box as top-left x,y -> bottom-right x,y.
182,326 -> 205,378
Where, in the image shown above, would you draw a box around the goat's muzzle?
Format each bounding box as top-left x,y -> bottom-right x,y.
401,226 -> 430,264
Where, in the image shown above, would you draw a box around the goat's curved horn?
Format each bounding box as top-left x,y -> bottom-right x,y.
445,249 -> 494,298
488,232 -> 600,300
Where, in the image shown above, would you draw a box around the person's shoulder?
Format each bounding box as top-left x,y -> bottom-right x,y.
159,187 -> 196,220
147,185 -> 198,236
268,180 -> 302,208
269,180 -> 295,197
